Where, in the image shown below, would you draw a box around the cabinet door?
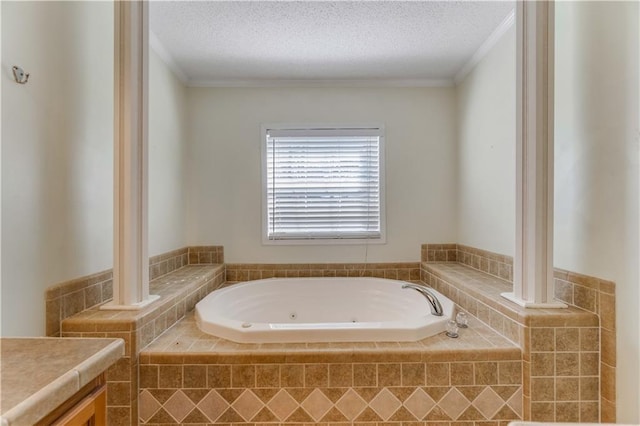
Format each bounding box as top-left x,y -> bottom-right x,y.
51,385 -> 106,426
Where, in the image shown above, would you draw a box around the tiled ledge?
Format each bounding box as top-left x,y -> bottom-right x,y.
139,311 -> 521,365
422,263 -> 598,329
62,264 -> 225,350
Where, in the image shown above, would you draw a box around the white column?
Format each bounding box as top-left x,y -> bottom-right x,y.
502,0 -> 565,308
102,0 -> 158,310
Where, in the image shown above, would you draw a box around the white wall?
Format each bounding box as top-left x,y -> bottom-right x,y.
148,49 -> 188,256
555,1 -> 639,421
1,1 -> 114,336
186,87 -> 457,262
456,25 -> 516,257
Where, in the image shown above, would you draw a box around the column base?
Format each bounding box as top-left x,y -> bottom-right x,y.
500,292 -> 567,309
100,294 -> 160,310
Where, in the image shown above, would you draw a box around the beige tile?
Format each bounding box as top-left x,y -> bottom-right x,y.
472,387 -> 504,420
573,285 -> 596,312
378,363 -> 401,387
231,365 -> 256,388
139,364 -> 158,388
530,328 -> 554,352
579,328 -> 599,351
450,362 -> 474,385
208,365 -> 231,388
531,378 -> 554,401
474,362 -> 497,386
601,328 -> 616,366
304,364 -> 329,387
164,390 -> 196,422
300,389 -> 333,422
401,363 -> 425,386
253,364 -> 278,388
498,361 -> 521,385
601,397 -> 616,423
159,365 -> 183,388
555,377 -> 579,401
183,364 -> 207,388
599,292 -> 616,331
555,353 -> 579,376
231,389 -> 263,421
403,388 -> 436,420
106,406 -> 131,426
530,402 -> 554,421
281,364 -> 304,387
579,401 -> 599,423
580,352 -> 599,376
369,388 -> 402,421
266,389 -> 299,421
530,352 -> 554,377
437,388 -> 470,420
555,401 -> 579,422
354,364 -> 377,387
579,376 -> 599,401
335,389 -> 368,420
555,328 -> 579,352
601,362 -> 616,401
107,381 -> 131,406
139,390 -> 161,423
328,363 -> 353,387
197,389 -> 229,422
426,363 -> 450,386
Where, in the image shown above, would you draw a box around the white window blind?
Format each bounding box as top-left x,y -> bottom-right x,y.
264,126 -> 384,241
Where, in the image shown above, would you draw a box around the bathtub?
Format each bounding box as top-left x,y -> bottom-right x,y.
195,277 -> 455,343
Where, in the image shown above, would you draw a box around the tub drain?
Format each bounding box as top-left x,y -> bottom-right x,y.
289,312 -> 297,320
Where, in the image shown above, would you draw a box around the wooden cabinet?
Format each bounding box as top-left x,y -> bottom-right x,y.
51,385 -> 105,426
36,374 -> 106,426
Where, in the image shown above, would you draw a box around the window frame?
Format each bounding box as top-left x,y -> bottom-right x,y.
260,123 -> 386,245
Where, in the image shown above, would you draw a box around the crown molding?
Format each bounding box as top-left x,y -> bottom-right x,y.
149,30 -> 189,84
187,78 -> 454,88
454,9 -> 515,85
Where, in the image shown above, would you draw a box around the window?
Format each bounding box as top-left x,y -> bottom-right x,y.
262,124 -> 385,243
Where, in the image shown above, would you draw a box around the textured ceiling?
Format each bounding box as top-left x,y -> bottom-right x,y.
149,1 -> 514,85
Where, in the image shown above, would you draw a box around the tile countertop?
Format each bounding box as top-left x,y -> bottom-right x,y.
0,337 -> 124,426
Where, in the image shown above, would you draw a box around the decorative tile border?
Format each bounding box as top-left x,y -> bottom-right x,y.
139,361 -> 523,425
226,262 -> 420,282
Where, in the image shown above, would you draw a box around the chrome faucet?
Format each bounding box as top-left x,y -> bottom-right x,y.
402,284 -> 444,316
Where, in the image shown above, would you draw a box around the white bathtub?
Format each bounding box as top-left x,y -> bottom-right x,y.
195,277 -> 455,343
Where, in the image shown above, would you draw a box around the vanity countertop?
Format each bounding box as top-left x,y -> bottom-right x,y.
0,337 -> 124,425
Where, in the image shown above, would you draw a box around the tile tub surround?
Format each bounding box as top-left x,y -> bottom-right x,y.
421,256 -> 612,422
46,245 -> 223,337
226,262 -> 421,282
61,264 -> 225,426
0,337 -> 124,425
139,311 -> 523,425
421,244 -> 513,282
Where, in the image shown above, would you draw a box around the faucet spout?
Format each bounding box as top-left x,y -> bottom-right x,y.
402,284 -> 444,316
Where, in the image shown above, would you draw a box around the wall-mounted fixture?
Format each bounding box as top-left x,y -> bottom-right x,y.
12,66 -> 29,84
